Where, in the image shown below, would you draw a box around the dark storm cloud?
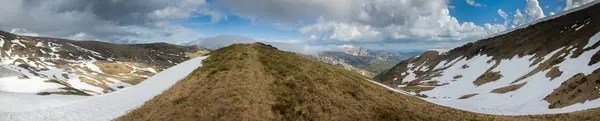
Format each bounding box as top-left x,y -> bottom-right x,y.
0,0 -> 206,43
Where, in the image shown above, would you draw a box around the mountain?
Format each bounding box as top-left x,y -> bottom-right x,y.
0,30 -> 209,96
0,56 -> 209,120
4,43 -> 600,120
309,46 -> 408,77
375,1 -> 600,115
116,43 -> 600,121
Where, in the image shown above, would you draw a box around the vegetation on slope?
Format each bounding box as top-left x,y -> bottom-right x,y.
115,43 -> 600,121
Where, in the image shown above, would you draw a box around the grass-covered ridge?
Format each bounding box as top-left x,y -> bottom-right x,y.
118,43 -> 600,121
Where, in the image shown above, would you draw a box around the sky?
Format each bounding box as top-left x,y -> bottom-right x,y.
0,0 -> 597,54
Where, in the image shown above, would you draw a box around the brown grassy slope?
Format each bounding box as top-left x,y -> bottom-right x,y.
118,43 -> 599,121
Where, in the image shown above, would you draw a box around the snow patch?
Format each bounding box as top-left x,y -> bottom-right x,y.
11,40 -> 26,47
584,31 -> 600,48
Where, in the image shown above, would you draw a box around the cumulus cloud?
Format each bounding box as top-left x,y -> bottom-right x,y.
465,0 -> 483,7
218,0 -> 504,43
299,19 -> 382,42
300,6 -> 504,42
497,9 -> 509,25
565,0 -> 596,10
217,0 -> 448,28
512,9 -> 527,27
0,0 -> 217,43
525,0 -> 545,21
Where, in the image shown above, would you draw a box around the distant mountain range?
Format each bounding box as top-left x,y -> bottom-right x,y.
307,45 -> 410,77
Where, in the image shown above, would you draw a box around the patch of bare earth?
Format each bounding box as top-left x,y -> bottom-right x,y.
458,93 -> 479,99
491,82 -> 527,94
473,60 -> 502,86
400,86 -> 435,93
546,67 -> 563,80
544,68 -> 600,109
474,71 -> 502,86
453,75 -> 463,79
589,50 -> 600,66
94,61 -> 133,75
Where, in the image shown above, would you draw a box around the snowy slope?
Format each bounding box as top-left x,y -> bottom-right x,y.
0,31 -> 208,96
375,1 -> 600,115
0,56 -> 208,121
419,41 -> 600,115
378,28 -> 600,115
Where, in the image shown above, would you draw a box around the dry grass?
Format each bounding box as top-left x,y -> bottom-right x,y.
117,43 -> 600,121
546,67 -> 563,80
94,61 -> 133,75
473,60 -> 502,86
399,86 -> 435,93
473,71 -> 502,86
185,50 -> 210,58
491,82 -> 527,94
79,76 -> 114,93
453,74 -> 463,79
61,73 -> 69,79
544,68 -> 600,109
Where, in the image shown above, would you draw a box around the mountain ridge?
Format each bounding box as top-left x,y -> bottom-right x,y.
375,1 -> 600,115
0,30 -> 209,95
117,43 -> 600,121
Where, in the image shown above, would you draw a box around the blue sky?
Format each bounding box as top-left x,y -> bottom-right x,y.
1,0 -> 595,53
450,0 -> 564,25
168,0 -> 574,52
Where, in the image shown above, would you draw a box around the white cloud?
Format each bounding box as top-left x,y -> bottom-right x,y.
498,9 -> 509,20
301,7 -> 504,42
300,19 -> 382,42
549,12 -> 556,15
465,0 -> 483,7
497,9 -> 509,25
484,23 -> 508,34
152,0 -> 206,19
525,0 -> 545,21
565,0 -> 596,10
513,9 -> 526,27
217,0 -> 449,28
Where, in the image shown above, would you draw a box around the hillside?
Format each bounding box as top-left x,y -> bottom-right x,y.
0,56 -> 208,121
116,43 -> 600,121
308,46 -> 408,77
0,30 -> 209,96
375,1 -> 600,115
